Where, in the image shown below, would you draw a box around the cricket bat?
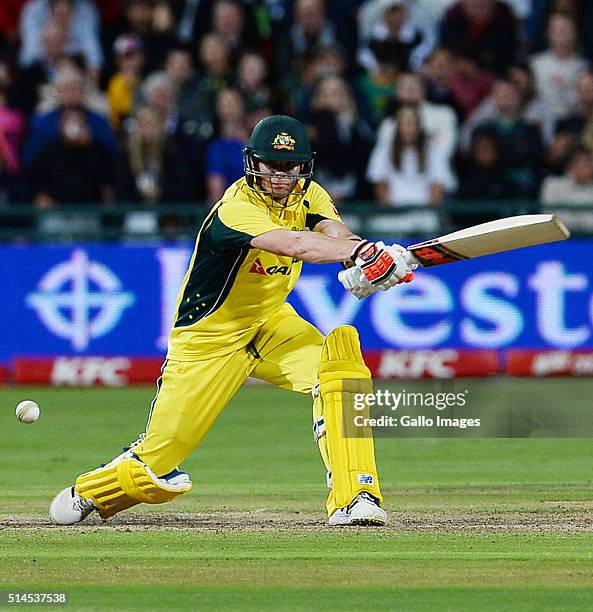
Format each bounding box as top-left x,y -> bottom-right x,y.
405,214 -> 570,268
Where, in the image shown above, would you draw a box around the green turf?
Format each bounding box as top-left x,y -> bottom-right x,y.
2,381 -> 593,610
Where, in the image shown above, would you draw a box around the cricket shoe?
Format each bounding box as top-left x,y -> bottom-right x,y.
328,492 -> 387,526
49,486 -> 97,525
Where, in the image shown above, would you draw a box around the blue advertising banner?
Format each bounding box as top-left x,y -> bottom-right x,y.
2,239 -> 592,365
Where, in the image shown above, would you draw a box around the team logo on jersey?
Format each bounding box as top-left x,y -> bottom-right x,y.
272,132 -> 296,151
249,257 -> 293,277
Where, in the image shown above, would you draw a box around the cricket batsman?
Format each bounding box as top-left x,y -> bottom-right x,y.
49,115 -> 416,527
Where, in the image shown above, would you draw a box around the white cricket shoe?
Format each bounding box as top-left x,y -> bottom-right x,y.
49,486 -> 97,525
328,492 -> 387,526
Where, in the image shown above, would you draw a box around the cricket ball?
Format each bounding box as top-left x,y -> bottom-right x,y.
15,400 -> 40,424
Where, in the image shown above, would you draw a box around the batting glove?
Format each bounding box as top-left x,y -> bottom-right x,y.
338,241 -> 415,299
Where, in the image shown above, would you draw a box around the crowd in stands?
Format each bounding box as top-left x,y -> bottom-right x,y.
1,0 -> 593,235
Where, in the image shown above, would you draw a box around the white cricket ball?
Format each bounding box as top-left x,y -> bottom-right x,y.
15,400 -> 40,424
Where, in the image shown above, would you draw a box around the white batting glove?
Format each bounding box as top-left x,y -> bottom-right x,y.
338,265 -> 377,299
385,243 -> 418,274
338,241 -> 416,299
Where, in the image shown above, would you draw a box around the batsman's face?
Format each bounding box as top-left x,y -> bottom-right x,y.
258,161 -> 302,198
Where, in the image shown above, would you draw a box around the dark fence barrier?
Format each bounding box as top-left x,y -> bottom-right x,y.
0,200 -> 590,241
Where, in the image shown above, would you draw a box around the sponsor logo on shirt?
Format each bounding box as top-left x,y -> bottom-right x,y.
249,257 -> 293,276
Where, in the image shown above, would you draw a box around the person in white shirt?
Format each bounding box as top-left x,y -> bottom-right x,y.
374,72 -> 458,162
358,0 -> 437,73
19,0 -> 103,80
366,104 -> 455,233
529,12 -> 588,119
540,144 -> 593,231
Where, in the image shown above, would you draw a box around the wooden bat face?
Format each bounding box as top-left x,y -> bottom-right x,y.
406,215 -> 570,268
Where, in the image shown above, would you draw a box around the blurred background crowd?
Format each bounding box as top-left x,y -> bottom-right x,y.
1,0 -> 593,236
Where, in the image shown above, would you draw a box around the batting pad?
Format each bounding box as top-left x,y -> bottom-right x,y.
317,326 -> 383,516
75,456 -> 192,519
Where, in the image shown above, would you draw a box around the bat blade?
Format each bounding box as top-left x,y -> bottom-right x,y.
406,214 -> 570,268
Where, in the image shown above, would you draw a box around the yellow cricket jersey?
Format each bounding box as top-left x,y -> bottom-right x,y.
166,177 -> 342,360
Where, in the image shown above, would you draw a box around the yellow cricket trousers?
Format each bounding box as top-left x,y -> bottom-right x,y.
134,303 -> 323,476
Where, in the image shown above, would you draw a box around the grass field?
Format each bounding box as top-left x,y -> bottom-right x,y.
2,380 -> 593,610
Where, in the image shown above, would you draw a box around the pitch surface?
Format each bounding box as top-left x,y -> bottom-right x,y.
2,382 -> 593,609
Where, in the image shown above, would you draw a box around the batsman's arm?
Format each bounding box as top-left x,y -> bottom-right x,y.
311,218 -> 361,242
250,229 -> 359,264
310,219 -> 361,267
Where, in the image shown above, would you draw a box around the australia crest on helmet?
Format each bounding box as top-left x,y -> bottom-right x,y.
272,132 -> 296,151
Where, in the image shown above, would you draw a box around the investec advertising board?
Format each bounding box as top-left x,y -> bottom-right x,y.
2,240 -> 593,382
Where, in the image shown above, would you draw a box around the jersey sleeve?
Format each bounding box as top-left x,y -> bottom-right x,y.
208,200 -> 285,249
304,182 -> 342,230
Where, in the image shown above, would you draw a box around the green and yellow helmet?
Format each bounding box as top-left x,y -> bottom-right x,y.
243,115 -> 315,199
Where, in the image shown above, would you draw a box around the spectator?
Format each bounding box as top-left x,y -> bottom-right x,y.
102,0 -> 179,77
375,72 -> 458,162
358,0 -> 435,75
141,71 -> 178,134
556,70 -> 593,171
359,0 -> 449,58
165,47 -> 194,93
172,0 -> 264,51
152,1 -> 176,35
540,144 -> 593,231
366,104 -> 455,233
529,13 -> 588,119
525,0 -> 586,52
287,42 -> 351,120
473,79 -> 544,198
163,47 -> 209,141
0,87 -> 25,202
107,34 -> 144,132
19,0 -> 103,79
117,104 -> 193,204
30,108 -> 115,206
0,0 -> 29,40
237,52 -> 272,114
448,45 -> 494,120
194,33 -> 233,125
322,0 -> 361,61
507,62 -> 555,145
355,53 -> 400,127
308,42 -> 350,82
422,46 -> 463,119
461,61 -> 555,149
206,88 -> 248,202
210,0 -> 256,64
307,75 -> 374,201
141,70 -> 205,199
244,104 -> 273,135
500,0 -> 531,21
16,22 -> 67,114
285,0 -> 336,73
35,60 -> 109,116
23,65 -> 116,168
557,70 -> 593,142
439,0 -> 518,75
412,0 -> 460,30
455,131 -> 515,225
